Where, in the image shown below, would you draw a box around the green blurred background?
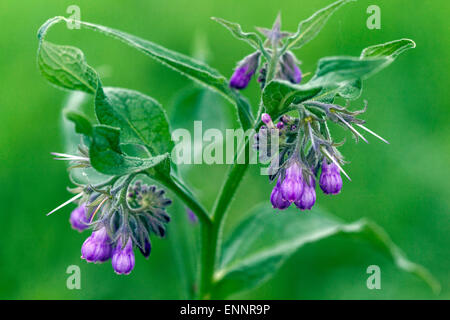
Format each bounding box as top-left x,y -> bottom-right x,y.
0,0 -> 448,299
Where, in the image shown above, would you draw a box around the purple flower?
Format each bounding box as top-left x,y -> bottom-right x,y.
281,52 -> 302,84
230,52 -> 260,89
81,227 -> 113,263
70,204 -> 90,232
112,237 -> 135,275
291,64 -> 302,84
295,176 -> 316,210
270,179 -> 290,210
280,161 -> 304,202
261,113 -> 273,126
319,160 -> 343,195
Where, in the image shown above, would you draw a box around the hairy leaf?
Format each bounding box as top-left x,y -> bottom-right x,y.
37,24 -> 175,175
90,125 -> 169,175
37,40 -> 98,94
284,0 -> 356,51
309,56 -> 390,86
360,38 -> 416,59
38,16 -> 254,130
95,87 -> 173,155
262,80 -> 322,119
214,204 -> 439,298
64,110 -> 93,137
308,38 -> 416,101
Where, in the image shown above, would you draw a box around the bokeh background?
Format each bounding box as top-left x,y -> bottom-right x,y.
0,0 -> 448,299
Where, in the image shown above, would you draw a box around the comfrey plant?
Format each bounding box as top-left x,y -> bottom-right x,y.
39,0 -> 439,298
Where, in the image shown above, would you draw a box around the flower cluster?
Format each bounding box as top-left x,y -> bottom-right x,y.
231,14 -> 388,212
269,155 -> 341,211
67,178 -> 171,275
254,106 -> 386,211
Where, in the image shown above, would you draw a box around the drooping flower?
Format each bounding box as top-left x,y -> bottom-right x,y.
112,237 -> 135,275
81,227 -> 113,263
319,159 -> 343,195
280,51 -> 302,84
280,161 -> 304,203
295,175 -> 316,210
230,51 -> 261,89
270,179 -> 290,210
261,113 -> 273,126
70,204 -> 90,232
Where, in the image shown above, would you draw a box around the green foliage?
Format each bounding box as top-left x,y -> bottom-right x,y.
308,38 -> 416,101
214,204 -> 439,298
38,16 -> 254,130
96,87 -> 173,155
211,17 -> 268,58
262,80 -> 321,119
33,0 -> 438,301
37,41 -> 97,94
90,125 -> 169,176
361,38 -> 416,59
37,24 -> 173,176
284,0 -> 356,52
262,38 -> 416,118
64,110 -> 93,137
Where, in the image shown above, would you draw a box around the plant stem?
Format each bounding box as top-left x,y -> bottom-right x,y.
196,47 -> 279,299
199,158 -> 250,299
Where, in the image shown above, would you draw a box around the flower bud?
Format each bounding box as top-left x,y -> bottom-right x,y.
295,176 -> 316,210
261,113 -> 273,126
280,51 -> 302,84
112,237 -> 135,275
270,180 -> 290,210
319,160 -> 343,195
280,161 -> 304,202
138,237 -> 152,259
81,227 -> 113,263
70,204 -> 90,232
276,122 -> 284,129
230,52 -> 261,89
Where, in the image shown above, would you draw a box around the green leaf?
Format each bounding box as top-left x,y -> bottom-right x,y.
37,40 -> 98,94
213,204 -> 439,298
37,16 -> 254,130
211,17 -> 267,58
307,39 -> 415,102
37,22 -> 176,175
95,87 -> 173,155
284,0 -> 356,52
360,38 -> 416,59
309,56 -> 391,86
90,125 -> 169,175
262,80 -> 322,119
64,110 -> 93,137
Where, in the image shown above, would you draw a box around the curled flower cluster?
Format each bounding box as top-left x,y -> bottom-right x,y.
254,94 -> 387,210
68,178 -> 171,275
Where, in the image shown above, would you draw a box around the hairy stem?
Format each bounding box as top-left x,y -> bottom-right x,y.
196,47 -> 279,299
